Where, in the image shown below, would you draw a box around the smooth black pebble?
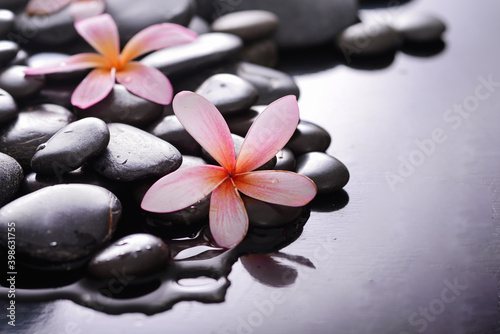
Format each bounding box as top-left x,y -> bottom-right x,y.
0,152 -> 23,207
0,184 -> 121,266
26,52 -> 88,81
211,10 -> 279,41
90,123 -> 182,182
0,104 -> 75,167
393,12 -> 446,43
0,88 -> 17,124
295,152 -> 349,194
0,65 -> 45,99
141,33 -> 243,78
195,73 -> 259,115
286,120 -> 331,155
0,40 -> 18,64
31,117 -> 110,175
147,115 -> 201,156
74,84 -> 163,127
336,21 -> 399,57
274,148 -> 295,171
0,9 -> 14,39
88,233 -> 170,280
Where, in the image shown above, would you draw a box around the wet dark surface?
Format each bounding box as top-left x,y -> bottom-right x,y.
2,0 -> 500,333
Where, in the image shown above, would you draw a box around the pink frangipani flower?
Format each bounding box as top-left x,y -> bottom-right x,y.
26,0 -> 105,21
24,14 -> 197,109
141,92 -> 317,248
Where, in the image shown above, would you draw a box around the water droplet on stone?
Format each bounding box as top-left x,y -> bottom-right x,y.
49,241 -> 57,247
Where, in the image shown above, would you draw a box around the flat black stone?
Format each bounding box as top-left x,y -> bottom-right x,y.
0,88 -> 17,124
201,133 -> 276,170
0,104 -> 75,168
147,115 -> 201,156
90,123 -> 182,182
211,10 -> 279,41
0,9 -> 14,39
336,21 -> 400,57
74,84 -> 164,127
105,0 -> 195,43
275,147 -> 296,171
286,120 -> 331,156
141,33 -> 243,78
213,0 -> 357,48
88,233 -> 170,279
294,152 -> 349,194
31,117 -> 110,175
0,65 -> 45,99
393,12 -> 447,43
0,184 -> 121,266
0,40 -> 19,64
233,62 -> 300,105
225,106 -> 261,136
0,152 -> 23,207
195,73 -> 259,115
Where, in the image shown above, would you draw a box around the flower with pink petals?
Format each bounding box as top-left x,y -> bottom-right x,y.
26,0 -> 106,21
24,14 -> 197,109
141,92 -> 317,248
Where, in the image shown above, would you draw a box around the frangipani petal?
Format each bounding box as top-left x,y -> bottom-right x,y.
71,67 -> 115,109
173,92 -> 236,172
24,53 -> 108,75
75,14 -> 120,65
69,0 -> 105,21
210,179 -> 248,248
233,171 -> 317,207
26,0 -> 71,15
235,95 -> 299,173
116,62 -> 173,105
141,165 -> 228,213
120,23 -> 197,65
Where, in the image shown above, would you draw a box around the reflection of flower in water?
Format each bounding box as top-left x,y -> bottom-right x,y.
0,211 -> 310,315
241,253 -> 315,287
26,0 -> 105,21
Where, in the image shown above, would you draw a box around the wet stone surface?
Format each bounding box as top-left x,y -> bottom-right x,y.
0,184 -> 121,267
244,195 -> 303,228
0,152 -> 23,207
88,233 -> 170,280
295,152 -> 349,194
274,147 -> 296,171
195,73 -> 259,115
147,115 -> 201,156
0,104 -> 75,168
0,9 -> 14,39
90,123 -> 182,182
31,117 -> 110,175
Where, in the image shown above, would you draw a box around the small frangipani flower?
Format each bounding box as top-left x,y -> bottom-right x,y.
24,14 -> 197,109
26,0 -> 105,21
141,92 -> 317,248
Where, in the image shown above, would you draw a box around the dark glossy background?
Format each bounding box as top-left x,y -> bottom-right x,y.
3,0 -> 500,333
